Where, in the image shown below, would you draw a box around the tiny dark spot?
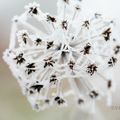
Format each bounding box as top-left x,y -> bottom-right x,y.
75,6 -> 80,10
30,84 -> 44,93
45,99 -> 50,104
54,96 -> 65,105
54,96 -> 60,101
108,80 -> 112,89
61,51 -> 69,58
108,57 -> 117,67
57,99 -> 65,105
50,75 -> 58,84
78,99 -> 84,104
82,20 -> 90,29
35,38 -> 42,46
68,61 -> 75,70
47,15 -> 56,22
80,43 -> 91,55
14,18 -> 18,23
29,90 -> 34,94
26,63 -> 36,75
87,64 -> 97,75
72,36 -> 75,40
14,53 -> 25,64
61,44 -> 69,57
34,103 -> 39,110
114,45 -> 120,55
29,7 -> 38,15
57,43 -> 62,50
47,41 -> 54,49
89,90 -> 99,99
62,20 -> 68,30
102,28 -> 111,41
95,13 -> 102,18
113,38 -> 116,42
63,0 -> 69,4
44,57 -> 55,68
22,33 -> 28,44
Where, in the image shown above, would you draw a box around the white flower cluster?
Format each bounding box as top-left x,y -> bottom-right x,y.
3,0 -> 120,111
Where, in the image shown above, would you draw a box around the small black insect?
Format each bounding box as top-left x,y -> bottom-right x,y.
108,80 -> 112,89
80,43 -> 91,55
47,15 -> 56,22
26,63 -> 36,75
62,20 -> 68,30
108,57 -> 117,67
47,41 -> 54,49
82,20 -> 90,29
30,84 -> 44,93
44,57 -> 55,68
35,38 -> 42,46
29,7 -> 38,15
102,28 -> 111,41
89,90 -> 99,99
87,64 -> 97,75
68,61 -> 75,70
114,45 -> 120,55
14,53 -> 25,64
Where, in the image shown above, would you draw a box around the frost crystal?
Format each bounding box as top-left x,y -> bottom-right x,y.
3,0 -> 120,111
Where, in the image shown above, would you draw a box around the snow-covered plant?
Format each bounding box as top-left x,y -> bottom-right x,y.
3,0 -> 120,111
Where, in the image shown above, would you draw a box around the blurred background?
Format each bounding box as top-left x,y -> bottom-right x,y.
0,0 -> 120,120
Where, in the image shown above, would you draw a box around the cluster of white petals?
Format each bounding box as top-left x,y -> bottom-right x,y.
3,0 -> 120,111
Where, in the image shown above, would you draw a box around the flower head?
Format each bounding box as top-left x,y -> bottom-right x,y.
3,0 -> 120,111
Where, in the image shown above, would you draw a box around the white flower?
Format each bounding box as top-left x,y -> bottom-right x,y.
3,0 -> 120,111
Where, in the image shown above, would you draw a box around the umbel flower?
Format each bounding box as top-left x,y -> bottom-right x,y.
3,0 -> 120,111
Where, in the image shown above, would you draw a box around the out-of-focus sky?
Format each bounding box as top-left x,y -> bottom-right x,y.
0,0 -> 120,120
